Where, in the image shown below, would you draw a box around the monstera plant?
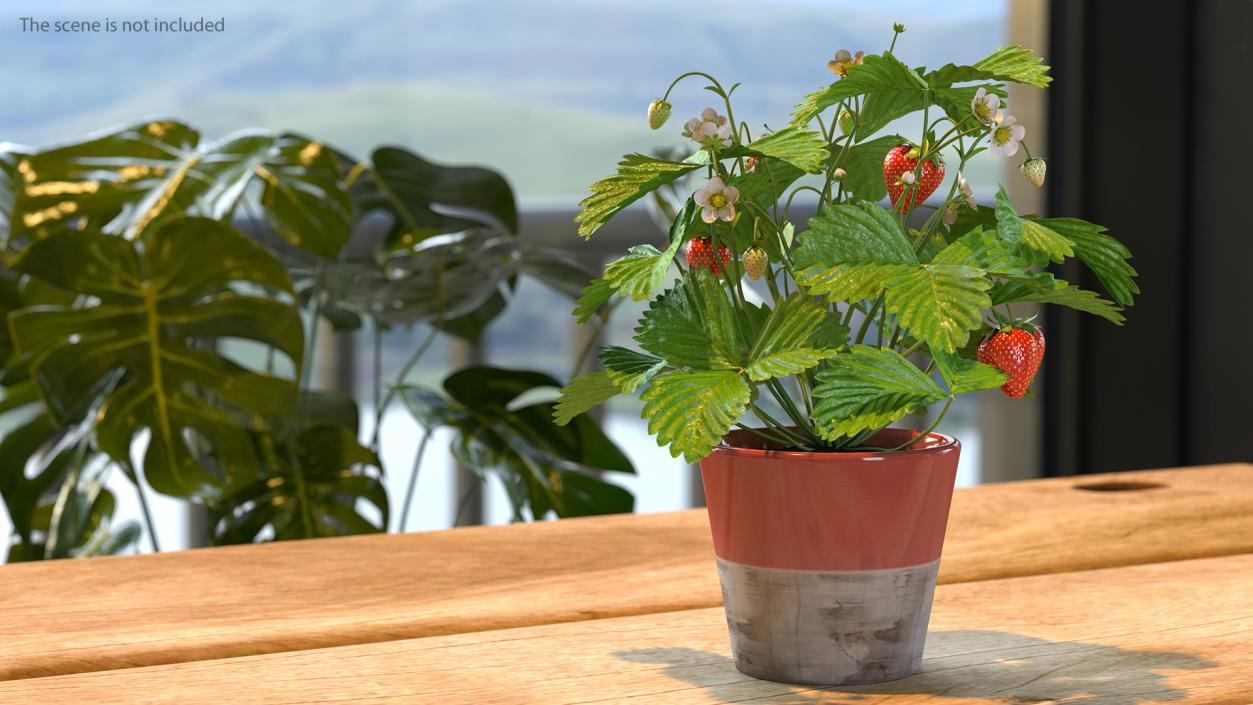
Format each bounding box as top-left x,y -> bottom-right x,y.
0,120 -> 634,561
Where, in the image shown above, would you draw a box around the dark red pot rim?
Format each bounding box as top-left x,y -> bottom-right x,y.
711,427 -> 959,462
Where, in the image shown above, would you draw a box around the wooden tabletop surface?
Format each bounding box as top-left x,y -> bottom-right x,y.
0,462 -> 1250,702
4,553 -> 1248,704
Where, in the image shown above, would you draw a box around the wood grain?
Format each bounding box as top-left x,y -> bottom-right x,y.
0,463 -> 1248,681
2,554 -> 1249,704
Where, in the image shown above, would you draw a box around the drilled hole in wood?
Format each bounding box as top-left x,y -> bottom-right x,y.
1073,480 -> 1166,492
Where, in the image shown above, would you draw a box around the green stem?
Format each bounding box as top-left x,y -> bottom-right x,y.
372,325 -> 383,422
856,294 -> 885,345
570,303 -> 616,379
398,430 -> 432,532
369,324 -> 439,452
297,261 -> 327,426
750,404 -> 810,447
131,470 -> 161,553
735,422 -> 793,448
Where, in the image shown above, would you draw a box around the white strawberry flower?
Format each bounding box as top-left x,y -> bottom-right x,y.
682,108 -> 733,149
970,87 -> 1002,126
899,171 -> 915,185
833,167 -> 846,181
694,177 -> 739,223
943,202 -> 959,228
958,174 -> 976,210
988,115 -> 1026,157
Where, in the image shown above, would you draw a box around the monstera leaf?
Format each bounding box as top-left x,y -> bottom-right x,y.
0,147 -> 22,235
213,423 -> 387,543
5,121 -> 351,258
349,146 -> 517,250
399,367 -> 635,520
8,217 -> 303,502
0,384 -> 71,559
39,452 -> 141,560
279,229 -> 591,334
0,384 -> 141,562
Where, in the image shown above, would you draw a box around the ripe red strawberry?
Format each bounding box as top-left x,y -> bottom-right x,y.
743,247 -> 768,280
883,144 -> 945,211
685,237 -> 732,275
977,327 -> 1046,399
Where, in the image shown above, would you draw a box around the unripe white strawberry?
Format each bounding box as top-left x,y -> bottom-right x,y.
647,99 -> 672,130
743,247 -> 768,280
1020,157 -> 1046,187
838,110 -> 855,135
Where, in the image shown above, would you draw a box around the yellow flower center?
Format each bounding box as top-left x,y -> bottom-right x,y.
975,102 -> 992,118
709,193 -> 727,208
993,126 -> 1011,144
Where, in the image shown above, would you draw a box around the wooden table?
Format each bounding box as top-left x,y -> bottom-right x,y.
0,463 -> 1249,704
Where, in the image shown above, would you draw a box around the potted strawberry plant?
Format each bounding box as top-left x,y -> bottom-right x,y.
556,25 -> 1138,685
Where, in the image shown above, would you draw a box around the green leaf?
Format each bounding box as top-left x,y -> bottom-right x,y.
9,218 -> 301,502
633,272 -> 743,371
353,146 -> 518,249
0,396 -> 70,552
576,153 -> 703,238
0,147 -> 23,237
812,345 -> 947,440
573,277 -> 616,324
746,349 -> 837,382
395,385 -> 465,430
733,157 -> 804,206
600,346 -> 666,393
255,134 -> 353,258
44,458 -> 132,560
738,127 -> 828,174
291,229 -> 521,329
687,269 -> 744,369
5,121 -> 247,246
1032,217 -> 1139,307
945,204 -> 1000,244
214,424 -> 387,543
809,315 -> 852,349
931,348 -> 1007,395
886,264 -> 992,352
602,199 -> 693,301
553,372 -> 620,426
401,367 -> 635,519
794,202 -> 917,301
745,294 -> 838,381
931,226 -> 1029,273
444,366 -> 560,410
634,282 -> 715,369
791,53 -> 929,128
837,136 -> 904,202
797,202 -> 917,266
971,45 -> 1052,87
640,369 -> 751,463
994,186 -> 1073,264
991,272 -> 1125,324
603,245 -> 673,301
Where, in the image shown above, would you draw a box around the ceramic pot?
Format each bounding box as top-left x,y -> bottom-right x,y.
700,428 -> 960,685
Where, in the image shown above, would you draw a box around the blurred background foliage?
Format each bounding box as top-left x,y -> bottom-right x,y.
0,120 -> 635,561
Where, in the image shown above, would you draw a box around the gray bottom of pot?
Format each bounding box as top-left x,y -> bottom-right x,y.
716,557 -> 940,685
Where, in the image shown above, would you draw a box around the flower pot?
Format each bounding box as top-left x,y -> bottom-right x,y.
700,428 -> 960,685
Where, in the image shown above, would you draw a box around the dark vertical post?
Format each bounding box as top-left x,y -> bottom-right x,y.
1045,0 -> 1253,473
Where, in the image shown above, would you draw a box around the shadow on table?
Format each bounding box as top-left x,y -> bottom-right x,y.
615,630 -> 1216,704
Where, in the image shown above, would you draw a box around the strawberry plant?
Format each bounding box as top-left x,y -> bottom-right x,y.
557,27 -> 1139,461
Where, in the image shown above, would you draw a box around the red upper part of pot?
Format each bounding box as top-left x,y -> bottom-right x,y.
700,428 -> 960,572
